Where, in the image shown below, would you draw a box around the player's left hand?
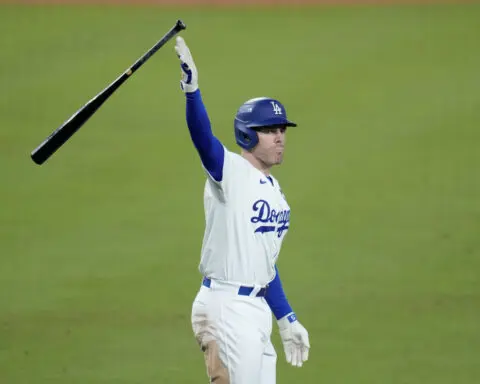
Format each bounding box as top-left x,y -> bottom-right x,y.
277,313 -> 310,367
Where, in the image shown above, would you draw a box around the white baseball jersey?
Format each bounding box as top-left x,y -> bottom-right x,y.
198,147 -> 291,287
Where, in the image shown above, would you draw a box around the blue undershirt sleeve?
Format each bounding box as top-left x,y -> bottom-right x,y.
185,89 -> 224,182
265,265 -> 295,320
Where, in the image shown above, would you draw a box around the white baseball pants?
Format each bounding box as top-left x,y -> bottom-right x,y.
191,278 -> 277,384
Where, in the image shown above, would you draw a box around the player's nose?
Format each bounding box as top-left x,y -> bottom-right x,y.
274,130 -> 284,143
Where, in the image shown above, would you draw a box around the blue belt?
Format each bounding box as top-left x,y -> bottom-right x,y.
202,277 -> 267,297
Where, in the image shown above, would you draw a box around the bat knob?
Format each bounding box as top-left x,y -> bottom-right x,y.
176,19 -> 187,31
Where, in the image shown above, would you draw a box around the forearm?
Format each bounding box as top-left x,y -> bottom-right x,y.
265,265 -> 295,321
185,89 -> 224,181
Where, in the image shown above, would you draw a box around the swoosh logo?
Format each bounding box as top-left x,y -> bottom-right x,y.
260,179 -> 267,184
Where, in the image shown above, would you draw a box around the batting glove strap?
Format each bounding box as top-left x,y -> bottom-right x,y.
278,312 -> 310,368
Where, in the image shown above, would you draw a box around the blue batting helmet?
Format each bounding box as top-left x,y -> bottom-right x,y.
234,97 -> 297,150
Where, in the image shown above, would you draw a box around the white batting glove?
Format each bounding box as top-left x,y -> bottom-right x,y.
278,313 -> 310,367
174,36 -> 198,93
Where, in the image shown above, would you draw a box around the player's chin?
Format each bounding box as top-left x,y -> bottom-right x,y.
273,152 -> 284,165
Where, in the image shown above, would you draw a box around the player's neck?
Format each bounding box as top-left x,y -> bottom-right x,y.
241,151 -> 272,176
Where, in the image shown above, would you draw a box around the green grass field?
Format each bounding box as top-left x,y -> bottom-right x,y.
1,3 -> 480,383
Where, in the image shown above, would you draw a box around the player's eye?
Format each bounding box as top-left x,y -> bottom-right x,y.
270,127 -> 286,134
257,126 -> 286,134
257,127 -> 272,134
270,127 -> 285,134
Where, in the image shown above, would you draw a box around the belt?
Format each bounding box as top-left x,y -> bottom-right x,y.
202,277 -> 267,297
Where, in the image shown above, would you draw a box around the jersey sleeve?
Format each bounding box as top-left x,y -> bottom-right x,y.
204,148 -> 248,202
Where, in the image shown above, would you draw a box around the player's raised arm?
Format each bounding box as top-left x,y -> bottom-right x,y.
265,265 -> 310,367
174,37 -> 225,182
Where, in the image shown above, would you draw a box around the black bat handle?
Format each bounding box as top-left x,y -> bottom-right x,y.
129,19 -> 186,74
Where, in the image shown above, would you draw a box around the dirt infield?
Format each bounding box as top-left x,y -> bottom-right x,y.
5,0 -> 476,5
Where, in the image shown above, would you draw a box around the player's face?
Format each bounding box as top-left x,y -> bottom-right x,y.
253,125 -> 287,167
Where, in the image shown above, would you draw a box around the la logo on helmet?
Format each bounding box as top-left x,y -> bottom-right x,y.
271,101 -> 283,115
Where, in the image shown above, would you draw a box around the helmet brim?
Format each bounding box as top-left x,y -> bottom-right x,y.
248,118 -> 297,129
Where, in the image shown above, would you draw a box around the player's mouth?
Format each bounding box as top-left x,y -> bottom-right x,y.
274,147 -> 284,163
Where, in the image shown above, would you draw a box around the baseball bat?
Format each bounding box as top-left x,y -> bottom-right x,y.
31,19 -> 186,165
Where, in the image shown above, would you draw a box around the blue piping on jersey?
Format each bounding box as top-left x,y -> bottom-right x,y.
185,89 -> 224,182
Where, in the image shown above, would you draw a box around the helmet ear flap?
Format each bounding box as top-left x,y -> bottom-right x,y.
234,118 -> 259,150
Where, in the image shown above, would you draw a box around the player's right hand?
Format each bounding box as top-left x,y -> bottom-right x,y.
174,36 -> 199,93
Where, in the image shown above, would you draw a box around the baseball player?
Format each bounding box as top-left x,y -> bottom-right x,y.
175,36 -> 310,384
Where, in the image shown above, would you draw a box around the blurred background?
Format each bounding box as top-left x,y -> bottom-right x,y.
1,0 -> 479,383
